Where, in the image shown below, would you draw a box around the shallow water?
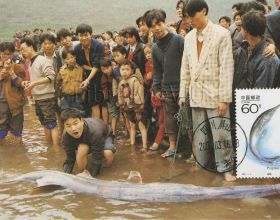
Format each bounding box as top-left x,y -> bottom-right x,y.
0,105 -> 280,220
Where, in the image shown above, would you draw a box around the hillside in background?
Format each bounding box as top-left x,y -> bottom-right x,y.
0,0 -> 276,41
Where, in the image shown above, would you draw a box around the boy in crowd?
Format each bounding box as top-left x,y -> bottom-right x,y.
118,60 -> 147,152
99,58 -> 120,134
145,9 -> 185,158
56,50 -> 85,115
0,42 -> 25,144
20,38 -> 59,146
104,31 -> 117,51
38,33 -> 62,76
219,16 -> 231,30
57,28 -> 80,65
61,108 -> 116,177
112,45 -> 143,137
74,24 -> 105,118
179,0 -> 235,181
112,45 -> 143,84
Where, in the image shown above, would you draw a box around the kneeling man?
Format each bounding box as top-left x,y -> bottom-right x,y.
61,108 -> 116,177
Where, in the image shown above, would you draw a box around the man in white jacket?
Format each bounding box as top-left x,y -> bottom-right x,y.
179,0 -> 236,181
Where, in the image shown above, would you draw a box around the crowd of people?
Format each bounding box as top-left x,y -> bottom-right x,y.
0,0 -> 280,181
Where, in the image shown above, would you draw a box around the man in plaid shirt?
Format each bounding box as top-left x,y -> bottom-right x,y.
179,0 -> 236,181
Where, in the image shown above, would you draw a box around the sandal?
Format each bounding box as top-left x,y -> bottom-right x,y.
161,149 -> 175,158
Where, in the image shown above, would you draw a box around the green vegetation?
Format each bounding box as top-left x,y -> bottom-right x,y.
0,0 -> 275,41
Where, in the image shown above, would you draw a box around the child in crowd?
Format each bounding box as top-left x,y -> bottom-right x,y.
143,44 -> 153,139
219,16 -> 231,29
118,60 -> 147,152
56,50 -> 85,115
99,58 -> 120,136
112,45 -> 143,138
104,43 -> 112,60
143,44 -> 165,154
0,42 -> 25,144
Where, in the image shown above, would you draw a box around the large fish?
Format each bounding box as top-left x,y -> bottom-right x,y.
1,170 -> 280,203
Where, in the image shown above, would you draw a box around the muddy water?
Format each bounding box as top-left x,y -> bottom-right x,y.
0,106 -> 280,220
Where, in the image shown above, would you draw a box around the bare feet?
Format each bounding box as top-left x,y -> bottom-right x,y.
224,172 -> 236,182
150,143 -> 159,151
140,147 -> 147,153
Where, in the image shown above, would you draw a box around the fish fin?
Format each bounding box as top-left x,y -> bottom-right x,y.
127,171 -> 142,184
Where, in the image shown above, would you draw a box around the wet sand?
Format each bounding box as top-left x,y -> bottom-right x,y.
0,105 -> 279,219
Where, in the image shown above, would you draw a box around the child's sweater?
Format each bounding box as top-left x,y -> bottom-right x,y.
118,75 -> 144,112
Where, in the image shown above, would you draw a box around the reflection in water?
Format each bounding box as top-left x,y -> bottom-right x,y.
0,106 -> 280,219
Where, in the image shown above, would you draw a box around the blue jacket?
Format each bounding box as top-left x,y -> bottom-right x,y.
233,39 -> 280,89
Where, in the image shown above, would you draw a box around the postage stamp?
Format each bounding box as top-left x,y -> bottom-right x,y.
235,88 -> 280,178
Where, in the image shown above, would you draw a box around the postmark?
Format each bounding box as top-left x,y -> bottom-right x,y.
192,116 -> 248,174
235,88 -> 280,178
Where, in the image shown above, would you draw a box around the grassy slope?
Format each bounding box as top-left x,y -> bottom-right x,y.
0,0 -> 275,41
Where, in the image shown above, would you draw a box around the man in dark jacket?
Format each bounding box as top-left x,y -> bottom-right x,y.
61,108 -> 116,177
145,9 -> 185,158
233,10 -> 280,89
74,24 -> 105,118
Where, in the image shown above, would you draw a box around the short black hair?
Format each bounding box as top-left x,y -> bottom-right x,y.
20,38 -> 37,52
219,16 -> 231,25
40,33 -> 56,45
33,28 -> 39,33
240,1 -> 266,14
120,59 -> 135,71
100,58 -> 112,67
136,16 -> 144,27
232,2 -> 244,11
0,42 -> 15,53
176,0 -> 185,9
76,24 -> 93,35
94,34 -> 104,41
57,28 -> 72,41
61,49 -> 76,60
145,9 -> 167,28
186,0 -> 209,17
233,11 -> 243,20
105,31 -> 113,39
242,10 -> 266,37
255,0 -> 268,5
61,108 -> 82,124
122,26 -> 141,43
112,45 -> 127,56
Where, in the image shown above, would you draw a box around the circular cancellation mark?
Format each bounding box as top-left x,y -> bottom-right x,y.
192,116 -> 248,174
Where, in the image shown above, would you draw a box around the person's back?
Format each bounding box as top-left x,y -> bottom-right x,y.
234,40 -> 280,89
234,10 -> 280,89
